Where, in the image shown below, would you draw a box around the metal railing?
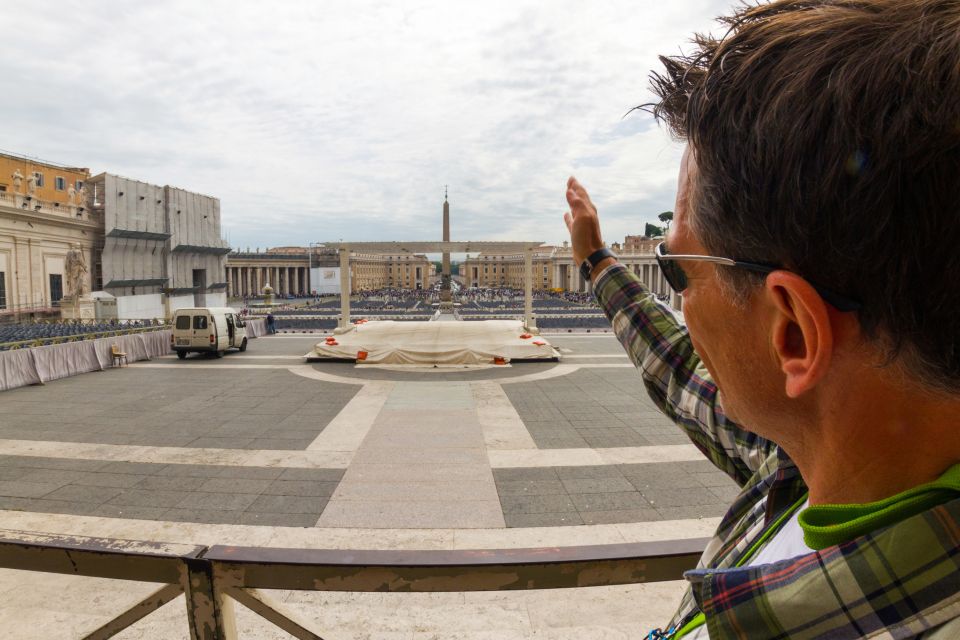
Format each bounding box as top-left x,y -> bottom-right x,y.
0,528 -> 707,639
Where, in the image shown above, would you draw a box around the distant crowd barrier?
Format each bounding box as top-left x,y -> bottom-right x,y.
0,329 -> 172,392
0,528 -> 709,639
245,318 -> 268,337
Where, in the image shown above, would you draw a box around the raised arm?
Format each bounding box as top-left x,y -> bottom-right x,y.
564,176 -> 774,486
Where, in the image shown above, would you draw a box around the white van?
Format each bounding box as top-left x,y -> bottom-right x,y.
171,307 -> 248,359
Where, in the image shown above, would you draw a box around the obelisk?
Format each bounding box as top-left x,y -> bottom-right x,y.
441,187 -> 452,309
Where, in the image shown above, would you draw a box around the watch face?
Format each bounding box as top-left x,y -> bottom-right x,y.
580,260 -> 593,282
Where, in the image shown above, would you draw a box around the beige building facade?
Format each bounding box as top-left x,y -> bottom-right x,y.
462,237 -> 676,299
225,248 -> 432,297
0,153 -> 97,318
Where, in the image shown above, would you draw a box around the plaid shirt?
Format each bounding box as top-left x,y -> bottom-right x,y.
593,263 -> 960,639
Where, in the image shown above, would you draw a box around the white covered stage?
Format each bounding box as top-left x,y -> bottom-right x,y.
305,319 -> 561,365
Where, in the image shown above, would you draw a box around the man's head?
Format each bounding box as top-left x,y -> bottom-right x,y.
650,0 -> 960,393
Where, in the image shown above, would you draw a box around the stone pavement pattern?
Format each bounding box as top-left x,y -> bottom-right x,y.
0,333 -> 739,638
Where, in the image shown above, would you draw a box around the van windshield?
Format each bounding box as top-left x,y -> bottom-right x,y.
175,316 -> 191,330
193,316 -> 208,330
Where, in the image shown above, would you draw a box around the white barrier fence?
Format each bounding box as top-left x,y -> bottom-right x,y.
0,330 -> 173,392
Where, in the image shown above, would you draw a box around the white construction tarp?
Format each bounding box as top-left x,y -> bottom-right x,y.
246,318 -> 268,338
305,320 -> 560,365
0,330 -> 174,392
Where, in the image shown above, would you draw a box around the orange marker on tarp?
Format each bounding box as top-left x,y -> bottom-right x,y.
357,350 -> 368,361
520,333 -> 532,339
493,356 -> 507,365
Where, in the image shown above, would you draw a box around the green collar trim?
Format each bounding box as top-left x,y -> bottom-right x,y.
799,463 -> 960,550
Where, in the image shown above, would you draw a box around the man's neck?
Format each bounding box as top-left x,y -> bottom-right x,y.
788,378 -> 960,506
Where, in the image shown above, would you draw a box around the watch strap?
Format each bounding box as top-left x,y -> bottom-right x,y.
580,247 -> 617,282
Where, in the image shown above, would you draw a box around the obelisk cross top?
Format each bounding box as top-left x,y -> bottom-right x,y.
441,187 -> 452,306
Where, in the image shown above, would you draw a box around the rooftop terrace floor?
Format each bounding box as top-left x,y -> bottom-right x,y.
0,333 -> 735,639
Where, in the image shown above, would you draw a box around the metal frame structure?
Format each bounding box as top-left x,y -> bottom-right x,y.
0,528 -> 707,639
323,242 -> 544,329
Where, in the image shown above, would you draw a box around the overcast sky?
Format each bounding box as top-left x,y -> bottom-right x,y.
2,0 -> 733,251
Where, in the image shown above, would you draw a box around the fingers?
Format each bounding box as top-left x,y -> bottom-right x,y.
566,176 -> 595,216
563,211 -> 573,233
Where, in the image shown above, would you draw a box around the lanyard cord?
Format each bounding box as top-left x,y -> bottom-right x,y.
651,493 -> 809,640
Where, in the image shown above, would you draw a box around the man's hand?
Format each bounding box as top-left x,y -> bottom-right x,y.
563,176 -> 606,266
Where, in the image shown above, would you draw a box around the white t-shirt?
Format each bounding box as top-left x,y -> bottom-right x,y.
685,501 -> 813,639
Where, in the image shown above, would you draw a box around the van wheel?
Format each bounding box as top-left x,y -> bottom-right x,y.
176,351 -> 187,360
239,338 -> 248,352
214,350 -> 224,359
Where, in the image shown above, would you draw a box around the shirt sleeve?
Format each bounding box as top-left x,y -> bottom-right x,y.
592,262 -> 775,486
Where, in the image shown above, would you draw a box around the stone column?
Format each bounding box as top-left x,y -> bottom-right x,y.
524,248 -> 534,329
338,248 -> 350,329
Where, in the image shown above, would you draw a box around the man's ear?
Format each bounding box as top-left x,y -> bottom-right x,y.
764,272 -> 834,398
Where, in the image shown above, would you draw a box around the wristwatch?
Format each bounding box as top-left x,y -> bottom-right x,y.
579,247 -> 617,282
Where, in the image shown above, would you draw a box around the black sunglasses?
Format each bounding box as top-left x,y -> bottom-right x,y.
654,242 -> 861,312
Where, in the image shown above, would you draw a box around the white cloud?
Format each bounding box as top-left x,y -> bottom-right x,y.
0,0 -> 734,249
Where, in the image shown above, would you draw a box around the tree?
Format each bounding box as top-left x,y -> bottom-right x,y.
658,211 -> 674,232
645,222 -> 665,238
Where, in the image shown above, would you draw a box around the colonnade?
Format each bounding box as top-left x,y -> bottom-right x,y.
226,265 -> 310,298
552,257 -> 680,309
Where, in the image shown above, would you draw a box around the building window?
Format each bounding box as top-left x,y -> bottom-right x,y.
0,272 -> 5,309
55,176 -> 66,191
49,274 -> 63,304
75,180 -> 84,191
33,172 -> 44,187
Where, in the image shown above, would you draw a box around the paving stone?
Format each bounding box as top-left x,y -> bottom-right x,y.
569,491 -> 649,512
97,461 -> 163,476
2,457 -> 107,471
579,509 -> 661,525
278,468 -> 346,482
246,438 -> 313,450
42,485 -> 122,504
176,492 -> 260,511
0,496 -> 32,510
554,465 -> 624,480
162,508 -> 240,524
108,489 -> 187,508
237,512 -> 319,527
135,476 -> 209,492
494,479 -> 567,496
154,464 -> 226,478
560,477 -> 635,494
261,480 -> 339,497
641,487 -> 724,508
187,437 -> 256,449
15,469 -> 89,486
197,478 -> 274,495
504,512 -> 584,527
708,485 -> 742,502
213,466 -> 285,480
248,494 -> 329,514
25,499 -> 97,516
91,504 -> 169,520
655,504 -> 730,520
0,481 -> 60,499
499,494 -> 577,515
73,473 -> 148,488
492,468 -> 559,482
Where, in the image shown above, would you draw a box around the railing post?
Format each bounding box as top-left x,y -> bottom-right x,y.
181,558 -> 237,640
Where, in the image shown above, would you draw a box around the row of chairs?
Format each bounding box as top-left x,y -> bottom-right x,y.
0,320 -> 155,346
